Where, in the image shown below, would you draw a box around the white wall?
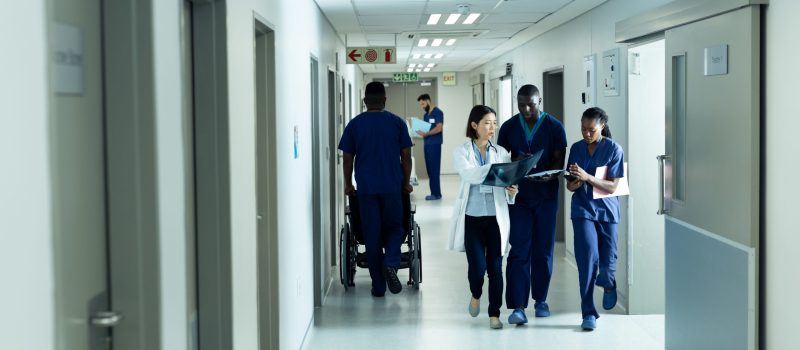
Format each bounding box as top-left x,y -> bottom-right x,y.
152,1 -> 189,349
764,0 -> 800,347
225,1 -> 362,348
0,1 -> 55,349
363,72 -> 473,175
469,0 -> 672,308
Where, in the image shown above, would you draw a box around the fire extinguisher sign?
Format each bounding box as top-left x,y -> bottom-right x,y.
346,47 -> 396,64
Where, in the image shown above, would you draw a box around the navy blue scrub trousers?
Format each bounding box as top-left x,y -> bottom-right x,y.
464,215 -> 504,317
357,193 -> 405,293
423,143 -> 442,197
572,218 -> 617,318
505,199 -> 558,309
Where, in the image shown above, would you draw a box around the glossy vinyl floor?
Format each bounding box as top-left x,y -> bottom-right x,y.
303,175 -> 664,350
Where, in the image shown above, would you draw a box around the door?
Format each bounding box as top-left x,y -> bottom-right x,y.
404,80 -> 437,181
49,0 -> 116,348
662,6 -> 759,349
327,69 -> 337,269
627,38 -> 665,314
542,69 -> 565,243
311,57 -> 324,307
472,83 -> 484,105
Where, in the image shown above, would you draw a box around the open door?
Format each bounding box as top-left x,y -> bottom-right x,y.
662,6 -> 760,349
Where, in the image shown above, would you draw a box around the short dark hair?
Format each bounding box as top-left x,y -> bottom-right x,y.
417,93 -> 431,102
517,84 -> 540,98
465,105 -> 496,139
364,82 -> 386,106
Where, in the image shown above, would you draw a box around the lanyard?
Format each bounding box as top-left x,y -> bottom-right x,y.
472,141 -> 491,166
519,112 -> 546,151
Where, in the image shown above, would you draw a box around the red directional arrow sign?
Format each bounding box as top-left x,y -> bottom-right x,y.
347,48 -> 361,63
346,47 -> 396,64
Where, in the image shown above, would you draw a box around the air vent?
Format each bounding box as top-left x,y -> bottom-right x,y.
403,30 -> 487,39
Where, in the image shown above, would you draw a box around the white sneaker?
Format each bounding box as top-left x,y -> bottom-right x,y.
490,317 -> 503,329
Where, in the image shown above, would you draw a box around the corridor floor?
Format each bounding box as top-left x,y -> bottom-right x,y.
302,175 -> 664,350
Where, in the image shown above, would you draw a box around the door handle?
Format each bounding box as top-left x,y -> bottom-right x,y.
91,311 -> 123,327
657,155 -> 670,215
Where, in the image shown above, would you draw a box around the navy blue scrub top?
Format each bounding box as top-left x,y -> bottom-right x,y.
423,107 -> 444,145
338,110 -> 413,195
567,137 -> 625,223
497,112 -> 567,205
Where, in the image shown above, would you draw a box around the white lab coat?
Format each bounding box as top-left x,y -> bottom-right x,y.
447,141 -> 516,256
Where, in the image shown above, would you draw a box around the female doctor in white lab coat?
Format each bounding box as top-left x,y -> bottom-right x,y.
448,105 -> 518,329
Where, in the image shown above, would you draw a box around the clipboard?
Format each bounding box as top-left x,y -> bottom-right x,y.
481,150 -> 543,187
593,163 -> 629,199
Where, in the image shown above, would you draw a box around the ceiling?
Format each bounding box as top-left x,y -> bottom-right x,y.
314,0 -> 607,73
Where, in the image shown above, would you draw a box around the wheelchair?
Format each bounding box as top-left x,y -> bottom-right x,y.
339,192 -> 422,290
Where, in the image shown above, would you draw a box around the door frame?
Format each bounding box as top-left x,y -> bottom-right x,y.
542,66 -> 565,244
253,15 -> 279,350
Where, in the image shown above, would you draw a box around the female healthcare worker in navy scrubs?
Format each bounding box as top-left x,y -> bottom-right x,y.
566,107 -> 625,331
498,84 -> 567,325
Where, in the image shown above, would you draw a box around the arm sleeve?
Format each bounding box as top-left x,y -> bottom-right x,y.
566,143 -> 576,166
398,119 -> 413,149
338,124 -> 355,154
556,120 -> 568,148
497,124 -> 511,154
607,144 -> 625,178
435,108 -> 444,124
454,146 -> 491,185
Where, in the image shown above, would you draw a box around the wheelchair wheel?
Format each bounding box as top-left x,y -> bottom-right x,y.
339,223 -> 351,291
411,223 -> 422,289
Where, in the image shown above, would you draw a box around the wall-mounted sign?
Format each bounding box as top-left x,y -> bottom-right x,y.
704,44 -> 728,76
53,22 -> 84,95
602,47 -> 620,97
346,47 -> 396,64
442,72 -> 457,86
393,72 -> 418,82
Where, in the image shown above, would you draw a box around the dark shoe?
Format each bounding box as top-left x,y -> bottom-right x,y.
534,301 -> 550,317
603,284 -> 617,310
371,288 -> 385,297
424,195 -> 442,200
507,308 -> 528,325
581,315 -> 597,331
383,266 -> 402,294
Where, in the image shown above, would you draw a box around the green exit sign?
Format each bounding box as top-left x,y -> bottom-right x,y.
393,72 -> 418,82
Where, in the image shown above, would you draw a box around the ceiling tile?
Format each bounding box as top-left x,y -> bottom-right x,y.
497,0 -> 572,13
359,15 -> 421,26
354,1 -> 427,16
480,12 -> 548,24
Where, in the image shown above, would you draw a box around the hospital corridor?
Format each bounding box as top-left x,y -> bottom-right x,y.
2,0 -> 799,349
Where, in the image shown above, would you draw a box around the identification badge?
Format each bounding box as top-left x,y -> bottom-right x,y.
429,118 -> 435,123
480,185 -> 492,193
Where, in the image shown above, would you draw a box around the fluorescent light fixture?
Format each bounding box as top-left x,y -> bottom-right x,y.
423,53 -> 433,59
434,53 -> 444,59
418,39 -> 428,47
415,69 -> 422,72
427,14 -> 441,25
463,13 -> 480,24
427,63 -> 435,68
424,68 -> 431,72
408,64 -> 416,68
431,38 -> 443,47
413,54 -> 421,59
445,13 -> 461,25
421,81 -> 432,86
417,64 -> 424,68
407,68 -> 414,72
446,39 -> 456,46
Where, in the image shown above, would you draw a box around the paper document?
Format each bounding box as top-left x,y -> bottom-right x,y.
593,163 -> 630,199
411,118 -> 432,138
481,150 -> 543,187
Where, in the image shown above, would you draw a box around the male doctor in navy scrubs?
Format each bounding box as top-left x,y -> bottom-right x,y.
415,93 -> 444,200
339,82 -> 414,297
497,84 -> 567,325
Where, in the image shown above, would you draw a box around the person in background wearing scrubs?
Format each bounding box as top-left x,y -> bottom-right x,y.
448,105 -> 518,330
497,84 -> 566,325
339,82 -> 414,297
415,93 -> 444,200
565,107 -> 625,331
